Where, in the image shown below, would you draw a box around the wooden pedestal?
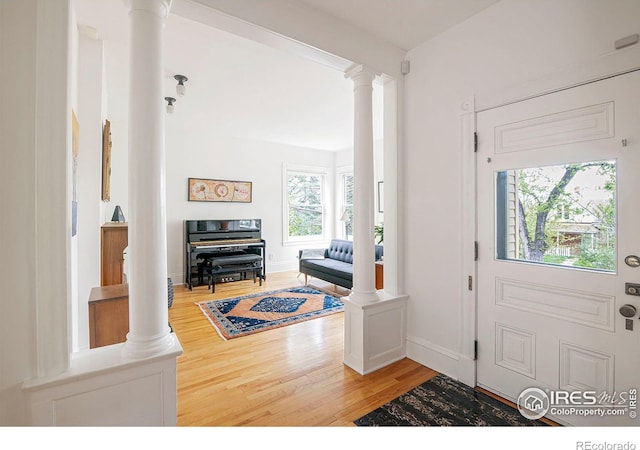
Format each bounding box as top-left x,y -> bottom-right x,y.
100,223 -> 128,286
375,261 -> 384,290
88,284 -> 129,349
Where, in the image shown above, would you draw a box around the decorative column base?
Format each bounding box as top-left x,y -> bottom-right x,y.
342,292 -> 407,375
123,329 -> 178,359
348,289 -> 380,305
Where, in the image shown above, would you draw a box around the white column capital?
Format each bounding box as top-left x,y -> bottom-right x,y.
345,64 -> 380,86
124,0 -> 172,18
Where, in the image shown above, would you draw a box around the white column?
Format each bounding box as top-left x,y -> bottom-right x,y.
346,64 -> 380,304
123,0 -> 175,358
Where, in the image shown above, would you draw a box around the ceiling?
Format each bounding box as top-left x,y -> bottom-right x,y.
298,0 -> 499,51
74,0 -> 499,151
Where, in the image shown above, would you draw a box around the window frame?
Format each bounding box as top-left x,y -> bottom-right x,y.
282,164 -> 329,246
337,165 -> 354,241
494,160 -> 617,273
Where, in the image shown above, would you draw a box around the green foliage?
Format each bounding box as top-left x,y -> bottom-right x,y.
288,174 -> 323,237
516,161 -> 616,269
543,254 -> 568,264
575,245 -> 616,271
344,175 -> 354,236
374,224 -> 384,244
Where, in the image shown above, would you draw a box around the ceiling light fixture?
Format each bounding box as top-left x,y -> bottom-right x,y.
165,96 -> 176,114
174,74 -> 188,97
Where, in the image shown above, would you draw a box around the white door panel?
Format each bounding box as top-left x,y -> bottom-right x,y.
477,71 -> 640,426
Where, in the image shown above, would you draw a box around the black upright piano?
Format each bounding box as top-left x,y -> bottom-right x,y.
184,219 -> 266,290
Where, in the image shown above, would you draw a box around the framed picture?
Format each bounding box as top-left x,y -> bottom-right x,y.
378,181 -> 384,213
101,119 -> 112,201
72,110 -> 79,237
188,178 -> 252,203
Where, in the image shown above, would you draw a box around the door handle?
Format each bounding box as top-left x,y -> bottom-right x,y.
619,304 -> 637,318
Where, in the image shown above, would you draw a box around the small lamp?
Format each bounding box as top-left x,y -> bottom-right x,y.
165,96 -> 176,114
174,74 -> 188,97
111,205 -> 125,222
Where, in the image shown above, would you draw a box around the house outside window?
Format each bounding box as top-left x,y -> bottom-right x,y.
495,160 -> 616,272
284,164 -> 328,244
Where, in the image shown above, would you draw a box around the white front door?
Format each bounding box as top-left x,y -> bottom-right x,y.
476,71 -> 640,426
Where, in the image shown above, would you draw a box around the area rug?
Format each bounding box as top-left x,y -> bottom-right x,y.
196,286 -> 344,340
354,374 -> 548,426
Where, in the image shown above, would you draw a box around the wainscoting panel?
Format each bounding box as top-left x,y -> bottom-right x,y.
496,278 -> 614,331
559,341 -> 614,393
494,102 -> 614,154
52,373 -> 163,425
343,294 -> 407,375
495,323 -> 536,379
23,340 -> 182,426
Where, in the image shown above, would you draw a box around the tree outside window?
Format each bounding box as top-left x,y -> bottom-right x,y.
343,174 -> 354,239
496,160 -> 616,272
287,171 -> 325,240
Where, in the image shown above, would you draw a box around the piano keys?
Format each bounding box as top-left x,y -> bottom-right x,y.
184,219 -> 266,290
191,238 -> 262,248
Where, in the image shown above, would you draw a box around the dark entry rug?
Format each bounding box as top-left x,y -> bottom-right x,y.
354,374 -> 547,426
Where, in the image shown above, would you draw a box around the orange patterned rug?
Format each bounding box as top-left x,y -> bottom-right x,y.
196,286 -> 344,340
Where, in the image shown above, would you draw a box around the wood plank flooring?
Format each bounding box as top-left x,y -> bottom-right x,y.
168,271 -> 437,426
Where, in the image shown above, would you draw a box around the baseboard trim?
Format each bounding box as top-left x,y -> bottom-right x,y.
265,261 -> 298,273
406,335 -> 463,383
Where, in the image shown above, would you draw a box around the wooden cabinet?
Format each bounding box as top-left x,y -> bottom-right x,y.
101,223 -> 128,286
88,284 -> 129,348
375,261 -> 384,290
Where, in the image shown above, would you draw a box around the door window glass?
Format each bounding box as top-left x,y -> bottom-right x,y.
495,160 -> 616,272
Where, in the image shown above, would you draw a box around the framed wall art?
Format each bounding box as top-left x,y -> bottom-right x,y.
72,110 -> 80,236
101,119 -> 112,201
188,178 -> 252,203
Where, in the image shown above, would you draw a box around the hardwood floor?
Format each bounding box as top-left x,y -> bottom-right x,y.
168,271 -> 437,426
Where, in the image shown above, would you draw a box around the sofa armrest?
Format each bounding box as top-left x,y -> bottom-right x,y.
299,248 -> 326,272
299,248 -> 326,260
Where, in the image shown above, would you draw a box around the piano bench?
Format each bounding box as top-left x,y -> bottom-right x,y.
204,254 -> 264,293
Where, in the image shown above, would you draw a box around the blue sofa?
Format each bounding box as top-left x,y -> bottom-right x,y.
298,239 -> 383,289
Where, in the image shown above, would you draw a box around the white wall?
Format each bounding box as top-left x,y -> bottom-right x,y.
70,5 -> 79,353
0,0 -> 39,425
163,128 -> 337,283
0,0 -> 73,425
75,33 -> 107,350
102,101 -> 343,285
403,0 -> 640,377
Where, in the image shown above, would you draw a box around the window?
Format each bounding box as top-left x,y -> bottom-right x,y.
284,165 -> 327,243
495,160 -> 616,272
341,173 -> 354,239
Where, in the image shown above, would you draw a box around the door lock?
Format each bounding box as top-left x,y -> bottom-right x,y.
625,283 -> 640,296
